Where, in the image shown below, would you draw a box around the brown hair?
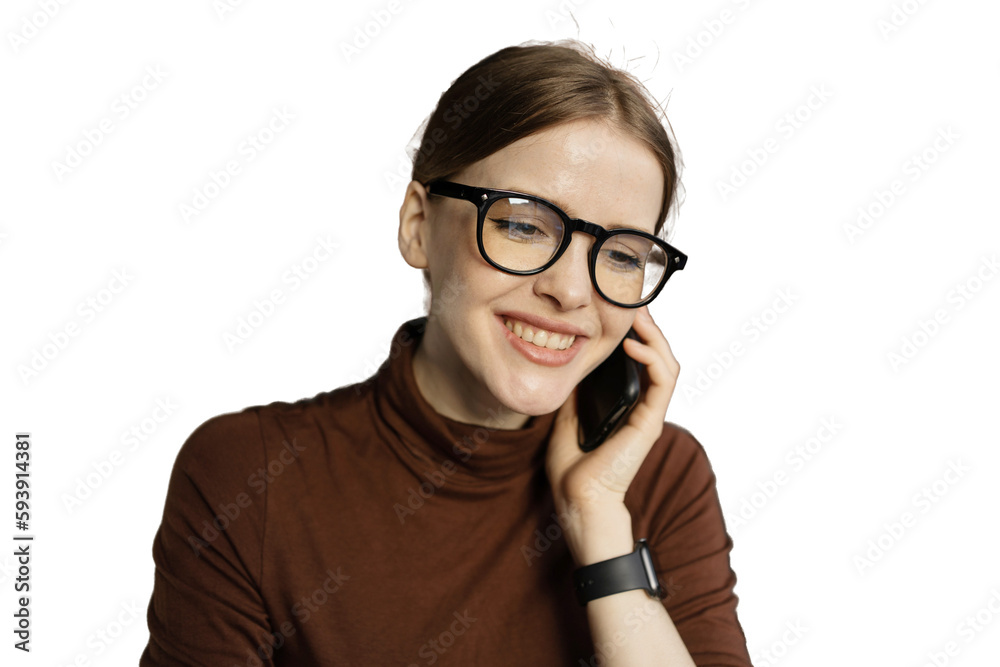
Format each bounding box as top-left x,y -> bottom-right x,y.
408,38 -> 684,295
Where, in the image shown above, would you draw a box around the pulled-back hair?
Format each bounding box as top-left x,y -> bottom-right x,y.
409,39 -> 684,239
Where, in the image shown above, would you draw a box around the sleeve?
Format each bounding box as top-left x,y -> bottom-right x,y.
627,424 -> 752,667
140,409 -> 276,666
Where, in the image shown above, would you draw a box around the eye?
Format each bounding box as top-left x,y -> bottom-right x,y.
600,246 -> 643,272
489,217 -> 549,242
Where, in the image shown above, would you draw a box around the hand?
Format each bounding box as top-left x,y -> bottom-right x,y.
544,306 -> 680,564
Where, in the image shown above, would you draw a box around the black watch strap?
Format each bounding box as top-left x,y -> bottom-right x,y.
572,538 -> 665,606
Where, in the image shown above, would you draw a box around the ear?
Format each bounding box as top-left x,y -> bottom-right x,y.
398,180 -> 433,269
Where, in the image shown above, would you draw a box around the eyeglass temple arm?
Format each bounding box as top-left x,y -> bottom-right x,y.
425,180 -> 485,204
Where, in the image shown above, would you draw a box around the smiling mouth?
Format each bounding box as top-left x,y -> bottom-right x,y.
502,316 -> 576,350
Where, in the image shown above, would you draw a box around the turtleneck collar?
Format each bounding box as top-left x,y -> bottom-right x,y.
372,316 -> 558,488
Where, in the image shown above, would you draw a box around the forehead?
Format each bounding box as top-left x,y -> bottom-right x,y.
456,118 -> 664,235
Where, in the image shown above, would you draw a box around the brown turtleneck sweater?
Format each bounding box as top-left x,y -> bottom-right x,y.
140,317 -> 751,666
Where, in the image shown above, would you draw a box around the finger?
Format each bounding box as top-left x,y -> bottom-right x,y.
622,336 -> 678,427
624,316 -> 679,384
629,309 -> 680,377
623,340 -> 676,402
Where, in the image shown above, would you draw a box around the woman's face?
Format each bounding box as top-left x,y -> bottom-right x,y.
402,117 -> 665,426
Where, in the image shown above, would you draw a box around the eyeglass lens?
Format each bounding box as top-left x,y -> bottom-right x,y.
482,196 -> 668,305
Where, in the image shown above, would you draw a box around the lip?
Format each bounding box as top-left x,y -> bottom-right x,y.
496,315 -> 585,367
497,310 -> 592,337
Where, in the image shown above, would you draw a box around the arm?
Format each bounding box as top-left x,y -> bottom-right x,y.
546,307 -> 750,665
573,432 -> 752,666
140,411 -> 276,666
572,504 -> 698,667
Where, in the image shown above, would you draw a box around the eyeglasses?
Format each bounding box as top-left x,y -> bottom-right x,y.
425,180 -> 687,308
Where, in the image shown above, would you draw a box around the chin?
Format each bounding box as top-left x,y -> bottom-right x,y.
491,380 -> 571,418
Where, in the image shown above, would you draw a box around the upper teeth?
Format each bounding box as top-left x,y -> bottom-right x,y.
504,318 -> 576,351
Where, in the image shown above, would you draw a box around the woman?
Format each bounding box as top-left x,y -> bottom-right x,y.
141,39 -> 751,666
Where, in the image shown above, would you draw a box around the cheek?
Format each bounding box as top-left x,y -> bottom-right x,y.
426,230 -> 471,289
430,216 -> 480,275
445,241 -> 522,298
595,313 -> 634,357
429,260 -> 495,325
593,304 -> 631,339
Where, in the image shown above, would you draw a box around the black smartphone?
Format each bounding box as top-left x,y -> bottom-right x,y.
576,328 -> 643,452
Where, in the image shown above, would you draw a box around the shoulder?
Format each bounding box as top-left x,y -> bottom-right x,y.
173,383 -> 372,480
624,421 -> 724,531
654,420 -> 710,465
173,408 -> 263,475
247,382 -> 373,459
628,421 -> 716,496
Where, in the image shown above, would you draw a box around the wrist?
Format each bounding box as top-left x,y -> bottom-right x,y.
573,537 -> 666,607
567,504 -> 634,567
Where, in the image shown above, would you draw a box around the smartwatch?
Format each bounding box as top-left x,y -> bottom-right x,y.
572,538 -> 666,606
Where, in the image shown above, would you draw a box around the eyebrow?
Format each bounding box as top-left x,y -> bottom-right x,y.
501,184 -> 652,233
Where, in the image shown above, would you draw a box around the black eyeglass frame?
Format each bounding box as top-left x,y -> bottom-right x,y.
425,180 -> 688,308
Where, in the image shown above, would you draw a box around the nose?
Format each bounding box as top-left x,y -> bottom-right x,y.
531,231 -> 596,310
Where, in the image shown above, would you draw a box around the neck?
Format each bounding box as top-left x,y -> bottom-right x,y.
411,330 -> 530,430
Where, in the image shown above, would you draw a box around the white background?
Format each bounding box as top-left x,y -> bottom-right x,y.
2,0 -> 999,665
